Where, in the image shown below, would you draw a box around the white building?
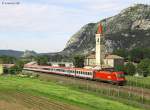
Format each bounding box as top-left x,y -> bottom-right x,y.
84,23 -> 124,69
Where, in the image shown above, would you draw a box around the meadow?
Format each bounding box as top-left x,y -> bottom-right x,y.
0,75 -> 146,110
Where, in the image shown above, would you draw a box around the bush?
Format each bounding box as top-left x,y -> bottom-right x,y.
113,49 -> 128,60
124,62 -> 136,76
129,48 -> 144,63
73,55 -> 84,68
35,55 -> 49,65
4,60 -> 25,74
137,58 -> 150,77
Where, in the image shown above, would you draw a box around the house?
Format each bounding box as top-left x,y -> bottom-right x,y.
84,53 -> 96,66
104,55 -> 124,68
84,53 -> 124,68
0,64 -> 3,75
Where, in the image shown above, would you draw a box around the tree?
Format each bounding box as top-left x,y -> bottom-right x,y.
36,55 -> 49,65
113,49 -> 128,60
148,65 -> 150,75
15,60 -> 25,72
4,60 -> 25,74
73,55 -> 84,68
143,48 -> 150,59
0,55 -> 16,64
124,62 -> 136,76
137,58 -> 150,77
129,48 -> 144,63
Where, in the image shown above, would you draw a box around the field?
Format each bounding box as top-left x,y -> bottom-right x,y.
127,76 -> 150,89
0,75 -> 146,110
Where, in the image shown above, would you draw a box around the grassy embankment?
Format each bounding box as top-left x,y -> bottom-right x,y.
0,75 -> 145,110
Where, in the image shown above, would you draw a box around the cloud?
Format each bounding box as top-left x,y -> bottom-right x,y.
0,0 -> 149,52
0,3 -> 51,32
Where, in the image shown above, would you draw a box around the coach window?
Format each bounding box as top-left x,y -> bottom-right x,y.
86,72 -> 88,75
82,72 -> 83,75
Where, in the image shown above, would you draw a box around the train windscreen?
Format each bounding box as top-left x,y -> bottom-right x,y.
117,74 -> 125,78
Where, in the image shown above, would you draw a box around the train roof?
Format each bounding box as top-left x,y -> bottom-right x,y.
25,65 -> 94,72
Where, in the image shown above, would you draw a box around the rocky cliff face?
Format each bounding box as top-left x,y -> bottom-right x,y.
63,4 -> 150,55
21,50 -> 37,58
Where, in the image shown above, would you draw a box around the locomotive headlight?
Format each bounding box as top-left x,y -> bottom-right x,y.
107,76 -> 111,79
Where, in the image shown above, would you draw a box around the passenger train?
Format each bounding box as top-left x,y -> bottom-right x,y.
24,65 -> 126,85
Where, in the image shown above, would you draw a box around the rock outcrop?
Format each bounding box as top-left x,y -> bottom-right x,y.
63,4 -> 150,55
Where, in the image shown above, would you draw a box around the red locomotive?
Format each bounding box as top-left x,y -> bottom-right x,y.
24,65 -> 126,85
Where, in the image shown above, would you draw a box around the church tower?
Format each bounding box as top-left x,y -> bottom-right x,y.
95,23 -> 104,68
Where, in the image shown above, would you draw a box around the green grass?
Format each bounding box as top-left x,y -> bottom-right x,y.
127,76 -> 150,89
0,75 -> 145,110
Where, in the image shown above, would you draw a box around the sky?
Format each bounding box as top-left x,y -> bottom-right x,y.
0,0 -> 150,53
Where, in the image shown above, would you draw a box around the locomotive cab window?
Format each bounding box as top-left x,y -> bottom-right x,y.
117,74 -> 125,78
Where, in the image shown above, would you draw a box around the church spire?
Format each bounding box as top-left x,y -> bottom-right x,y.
97,23 -> 103,34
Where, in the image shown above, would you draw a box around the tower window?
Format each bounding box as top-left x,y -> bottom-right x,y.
97,38 -> 99,43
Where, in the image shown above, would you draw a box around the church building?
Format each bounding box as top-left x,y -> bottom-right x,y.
84,23 -> 124,69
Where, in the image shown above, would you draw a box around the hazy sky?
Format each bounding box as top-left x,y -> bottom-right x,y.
0,0 -> 149,53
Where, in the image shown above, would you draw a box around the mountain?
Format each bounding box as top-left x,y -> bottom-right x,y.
0,50 -> 37,58
63,4 -> 150,55
21,50 -> 37,58
0,50 -> 24,58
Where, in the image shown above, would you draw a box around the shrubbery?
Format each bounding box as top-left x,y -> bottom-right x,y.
73,55 -> 84,68
4,60 -> 25,74
124,62 -> 136,76
137,58 -> 150,77
114,48 -> 150,77
113,48 -> 150,62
